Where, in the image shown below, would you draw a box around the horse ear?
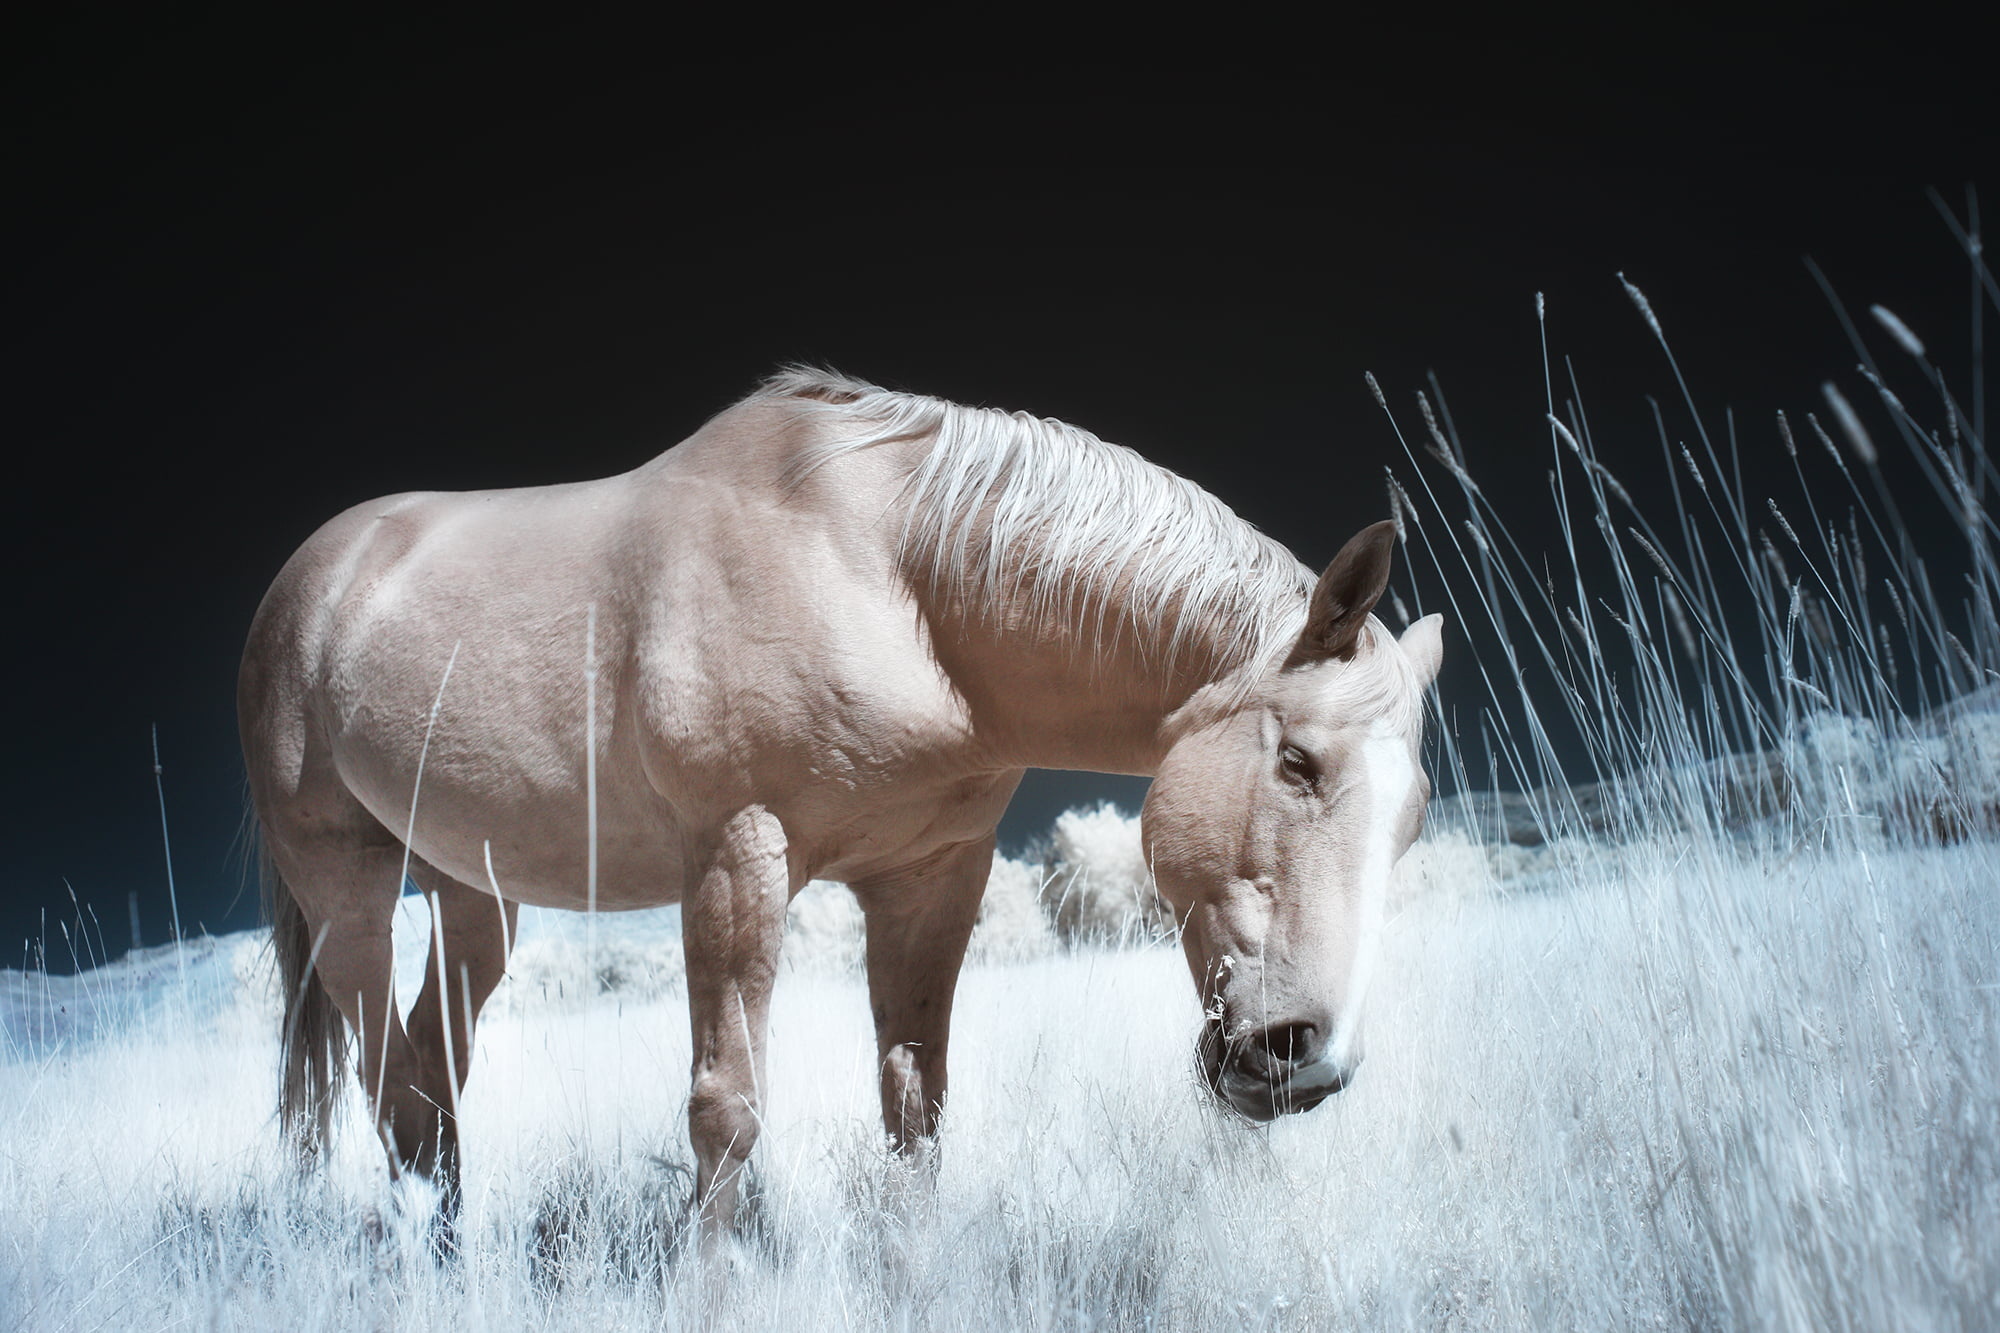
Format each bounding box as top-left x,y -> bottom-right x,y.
1293,520 -> 1399,663
1398,613 -> 1445,686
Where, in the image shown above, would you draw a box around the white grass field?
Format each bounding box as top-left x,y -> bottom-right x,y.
4,811 -> 1996,1330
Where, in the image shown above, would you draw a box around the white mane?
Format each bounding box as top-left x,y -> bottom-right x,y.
1322,618 -> 1429,735
758,366 -> 1316,682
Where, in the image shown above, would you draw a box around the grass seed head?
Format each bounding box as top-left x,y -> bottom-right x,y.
1618,272 -> 1664,338
1869,304 -> 1927,358
1822,381 -> 1880,466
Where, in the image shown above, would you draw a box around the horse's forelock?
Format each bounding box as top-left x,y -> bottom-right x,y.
1309,618 -> 1429,735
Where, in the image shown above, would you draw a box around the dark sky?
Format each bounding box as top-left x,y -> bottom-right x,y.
5,15 -> 1988,966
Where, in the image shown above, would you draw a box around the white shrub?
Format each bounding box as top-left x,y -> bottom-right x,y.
782,880 -> 867,976
969,855 -> 1054,963
784,862 -> 1062,975
493,909 -> 687,1013
1041,803 -> 1172,945
1772,706 -> 2000,841
1945,712 -> 2000,805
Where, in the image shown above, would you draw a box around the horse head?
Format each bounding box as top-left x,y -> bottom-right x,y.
1143,521 -> 1443,1120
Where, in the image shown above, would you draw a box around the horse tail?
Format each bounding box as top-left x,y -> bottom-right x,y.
261,834 -> 348,1163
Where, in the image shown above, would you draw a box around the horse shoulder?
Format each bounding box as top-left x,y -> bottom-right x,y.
621,431 -> 1001,862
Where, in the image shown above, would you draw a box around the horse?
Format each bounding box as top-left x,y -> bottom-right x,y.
239,367 -> 1444,1243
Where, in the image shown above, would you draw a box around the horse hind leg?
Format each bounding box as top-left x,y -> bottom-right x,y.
263,818 -> 438,1181
399,858 -> 519,1231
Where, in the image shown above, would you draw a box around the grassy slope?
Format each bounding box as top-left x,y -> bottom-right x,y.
3,822 -> 1994,1330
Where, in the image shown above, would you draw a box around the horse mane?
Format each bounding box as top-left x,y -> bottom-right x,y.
1324,618 -> 1429,735
756,365 -> 1317,683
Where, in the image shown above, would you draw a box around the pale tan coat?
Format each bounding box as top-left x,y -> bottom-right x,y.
239,369 -> 1442,1241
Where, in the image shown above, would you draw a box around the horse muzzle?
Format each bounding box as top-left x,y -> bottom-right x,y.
1197,1015 -> 1361,1122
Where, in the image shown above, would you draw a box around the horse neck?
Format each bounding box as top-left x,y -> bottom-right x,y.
919,586 -> 1287,777
827,423 -> 1313,776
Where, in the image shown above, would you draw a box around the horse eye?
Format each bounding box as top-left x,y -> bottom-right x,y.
1278,744 -> 1319,787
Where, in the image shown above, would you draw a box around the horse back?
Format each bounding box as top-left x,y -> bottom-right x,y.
240,400 -> 1004,906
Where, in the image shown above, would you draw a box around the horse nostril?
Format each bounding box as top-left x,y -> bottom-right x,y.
1231,1021 -> 1323,1081
1264,1021 -> 1317,1065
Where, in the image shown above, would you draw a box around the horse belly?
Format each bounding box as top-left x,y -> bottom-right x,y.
417,812 -> 690,912
330,730 -> 693,911
320,592 -> 692,909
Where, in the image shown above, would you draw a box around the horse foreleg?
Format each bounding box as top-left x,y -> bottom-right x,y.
401,860 -> 519,1233
681,806 -> 792,1246
854,834 -> 995,1156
